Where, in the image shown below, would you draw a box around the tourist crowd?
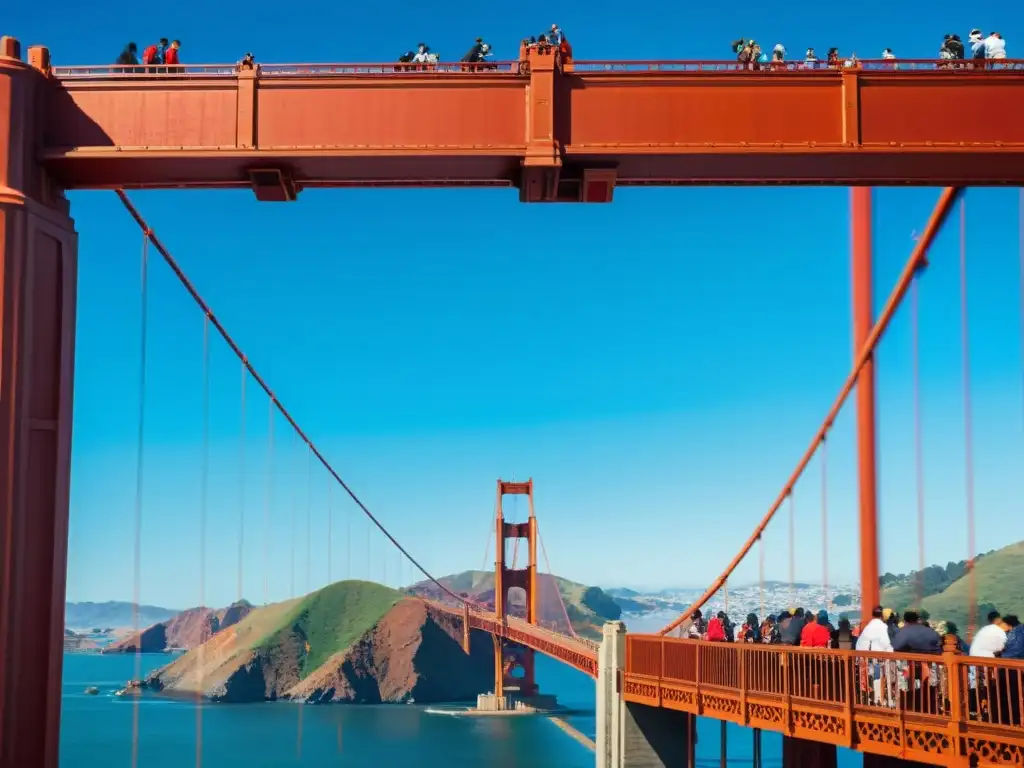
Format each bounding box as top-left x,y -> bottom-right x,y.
108,24 -> 1012,71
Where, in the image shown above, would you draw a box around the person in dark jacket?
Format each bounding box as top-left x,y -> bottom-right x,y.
943,622 -> 969,654
817,609 -> 836,635
833,618 -> 855,649
781,608 -> 807,645
115,43 -> 139,73
893,611 -> 941,654
741,613 -> 761,643
893,611 -> 941,712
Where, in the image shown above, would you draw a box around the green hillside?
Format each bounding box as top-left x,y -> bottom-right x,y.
260,580 -> 401,678
878,542 -> 1022,627
919,542 -> 1024,628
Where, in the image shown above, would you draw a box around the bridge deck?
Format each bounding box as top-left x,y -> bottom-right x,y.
626,634 -> 1024,767
24,55 -> 1024,189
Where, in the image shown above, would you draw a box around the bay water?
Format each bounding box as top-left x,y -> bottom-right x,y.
61,652 -> 862,766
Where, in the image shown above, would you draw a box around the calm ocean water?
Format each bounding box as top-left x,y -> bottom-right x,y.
60,652 -> 862,766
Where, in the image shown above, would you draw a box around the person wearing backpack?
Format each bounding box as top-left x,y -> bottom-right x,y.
142,38 -> 168,73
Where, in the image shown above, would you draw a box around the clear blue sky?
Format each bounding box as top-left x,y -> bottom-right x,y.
9,4 -> 1023,611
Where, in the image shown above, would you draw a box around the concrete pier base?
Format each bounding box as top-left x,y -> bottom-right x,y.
782,736 -> 837,768
475,691 -> 558,712
596,621 -> 695,768
623,702 -> 693,767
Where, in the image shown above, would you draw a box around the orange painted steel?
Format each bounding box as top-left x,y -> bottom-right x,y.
493,479 -> 540,696
426,601 -> 599,678
0,38 -> 1020,194
623,633 -> 1024,766
852,188 -> 880,628
659,186 -> 963,637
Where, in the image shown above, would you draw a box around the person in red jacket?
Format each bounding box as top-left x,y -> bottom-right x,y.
164,40 -> 182,71
800,612 -> 831,648
706,614 -> 727,642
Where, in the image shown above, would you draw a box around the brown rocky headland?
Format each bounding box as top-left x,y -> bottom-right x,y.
143,581 -> 494,705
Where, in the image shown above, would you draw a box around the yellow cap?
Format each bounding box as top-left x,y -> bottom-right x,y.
882,608 -> 893,621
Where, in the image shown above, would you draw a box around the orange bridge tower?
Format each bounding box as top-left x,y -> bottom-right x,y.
492,478 -> 539,699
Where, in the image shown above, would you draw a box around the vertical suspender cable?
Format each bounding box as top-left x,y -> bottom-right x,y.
327,478 -> 333,585
758,536 -> 764,622
788,492 -> 796,608
196,315 -> 210,768
114,191 -> 473,607
912,277 -> 926,609
1019,189 -> 1024,431
959,198 -> 978,637
238,364 -> 246,603
264,400 -> 274,606
130,233 -> 150,768
820,437 -> 829,607
290,430 -> 296,599
306,447 -> 312,594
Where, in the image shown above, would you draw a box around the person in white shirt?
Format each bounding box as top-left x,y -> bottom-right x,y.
984,33 -> 1007,60
856,606 -> 894,652
970,611 -> 1007,657
856,606 -> 895,706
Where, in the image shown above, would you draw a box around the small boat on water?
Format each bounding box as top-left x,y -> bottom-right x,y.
84,686 -> 99,695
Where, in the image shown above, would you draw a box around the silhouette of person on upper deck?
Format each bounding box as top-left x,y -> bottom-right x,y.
804,48 -> 818,67
942,33 -> 965,62
115,42 -> 139,73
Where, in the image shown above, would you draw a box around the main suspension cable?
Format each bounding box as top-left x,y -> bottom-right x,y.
130,231 -> 150,768
537,525 -> 578,639
115,191 -> 471,606
658,186 -> 964,636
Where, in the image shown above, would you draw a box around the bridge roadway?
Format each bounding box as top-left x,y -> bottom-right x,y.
425,599 -> 600,676
425,601 -> 1024,767
6,41 -> 1024,197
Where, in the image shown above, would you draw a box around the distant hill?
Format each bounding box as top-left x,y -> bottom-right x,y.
405,570 -> 621,639
881,543 -> 1020,627
145,580 -> 493,704
880,551 -> 994,612
65,601 -> 179,630
606,587 -> 641,598
104,600 -> 253,654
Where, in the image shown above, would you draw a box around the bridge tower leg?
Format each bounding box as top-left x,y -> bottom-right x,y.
851,187 -> 881,627
0,39 -> 78,768
493,478 -> 539,699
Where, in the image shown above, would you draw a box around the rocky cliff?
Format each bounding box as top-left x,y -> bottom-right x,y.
104,600 -> 252,653
144,581 -> 494,704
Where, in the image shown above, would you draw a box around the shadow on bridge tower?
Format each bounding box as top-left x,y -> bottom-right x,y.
491,478 -> 541,702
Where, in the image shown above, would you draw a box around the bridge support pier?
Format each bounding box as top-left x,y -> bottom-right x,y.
597,621 -> 694,768
0,38 -> 78,768
781,736 -> 837,768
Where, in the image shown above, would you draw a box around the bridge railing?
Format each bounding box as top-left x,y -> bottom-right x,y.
625,635 -> 1024,762
49,59 -> 1024,80
49,61 -> 525,79
570,59 -> 1024,73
